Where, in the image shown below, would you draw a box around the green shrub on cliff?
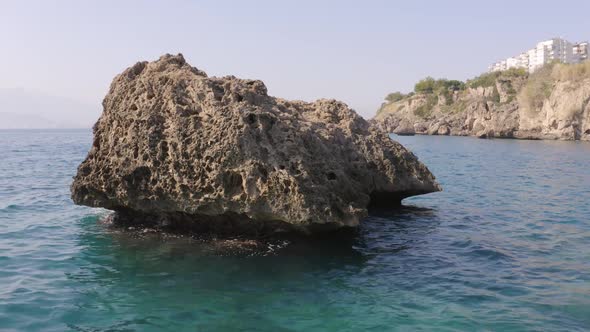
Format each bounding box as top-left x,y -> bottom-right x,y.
451,100 -> 468,113
504,67 -> 528,78
415,78 -> 465,94
490,86 -> 501,103
468,68 -> 526,89
413,104 -> 429,118
506,84 -> 517,96
521,63 -> 555,109
467,72 -> 499,89
443,80 -> 466,91
385,92 -> 407,103
414,94 -> 438,118
414,77 -> 437,94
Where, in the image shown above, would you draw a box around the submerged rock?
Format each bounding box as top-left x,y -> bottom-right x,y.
71,54 -> 441,235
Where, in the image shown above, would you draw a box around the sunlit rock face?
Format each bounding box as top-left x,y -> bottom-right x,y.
374,74 -> 590,141
71,54 -> 441,234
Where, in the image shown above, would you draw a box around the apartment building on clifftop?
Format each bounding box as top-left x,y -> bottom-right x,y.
489,38 -> 588,73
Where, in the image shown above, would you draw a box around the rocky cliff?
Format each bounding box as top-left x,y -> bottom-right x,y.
373,63 -> 590,141
71,54 -> 441,235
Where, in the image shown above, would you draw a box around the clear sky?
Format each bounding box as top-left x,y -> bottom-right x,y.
1,0 -> 588,127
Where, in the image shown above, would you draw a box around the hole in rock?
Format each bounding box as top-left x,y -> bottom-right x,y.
223,172 -> 243,196
124,166 -> 152,185
212,85 -> 225,101
258,166 -> 268,181
158,141 -> 169,158
327,172 -> 337,180
247,114 -> 257,124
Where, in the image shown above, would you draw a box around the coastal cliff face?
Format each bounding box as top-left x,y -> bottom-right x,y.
71,54 -> 441,234
373,63 -> 590,141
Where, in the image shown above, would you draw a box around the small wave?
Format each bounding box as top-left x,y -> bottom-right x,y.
450,239 -> 473,248
0,204 -> 24,212
467,248 -> 513,261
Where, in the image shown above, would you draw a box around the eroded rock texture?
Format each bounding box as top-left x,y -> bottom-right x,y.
72,54 -> 441,234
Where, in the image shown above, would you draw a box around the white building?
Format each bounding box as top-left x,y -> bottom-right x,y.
488,60 -> 508,72
528,38 -> 575,72
507,52 -> 529,69
573,42 -> 588,62
489,38 -> 589,73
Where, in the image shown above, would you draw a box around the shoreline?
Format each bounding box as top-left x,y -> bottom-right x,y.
387,131 -> 590,142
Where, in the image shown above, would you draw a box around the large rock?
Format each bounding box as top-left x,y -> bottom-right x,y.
71,54 -> 441,234
392,120 -> 415,136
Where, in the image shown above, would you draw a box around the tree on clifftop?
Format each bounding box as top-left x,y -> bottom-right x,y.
385,92 -> 407,103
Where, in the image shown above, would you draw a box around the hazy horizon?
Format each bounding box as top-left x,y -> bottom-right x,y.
1,0 -> 588,128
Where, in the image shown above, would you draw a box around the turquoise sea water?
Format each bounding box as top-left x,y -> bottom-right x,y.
1,129 -> 589,331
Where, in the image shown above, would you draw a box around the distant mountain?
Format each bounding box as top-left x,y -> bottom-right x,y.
0,88 -> 100,129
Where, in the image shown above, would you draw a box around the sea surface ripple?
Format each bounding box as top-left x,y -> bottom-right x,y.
0,129 -> 589,331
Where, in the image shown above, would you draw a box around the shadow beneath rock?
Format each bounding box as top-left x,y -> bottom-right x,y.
368,204 -> 437,219
81,202 -> 441,261
94,211 -> 365,260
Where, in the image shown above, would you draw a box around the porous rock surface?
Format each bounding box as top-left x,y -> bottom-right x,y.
71,54 -> 441,234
